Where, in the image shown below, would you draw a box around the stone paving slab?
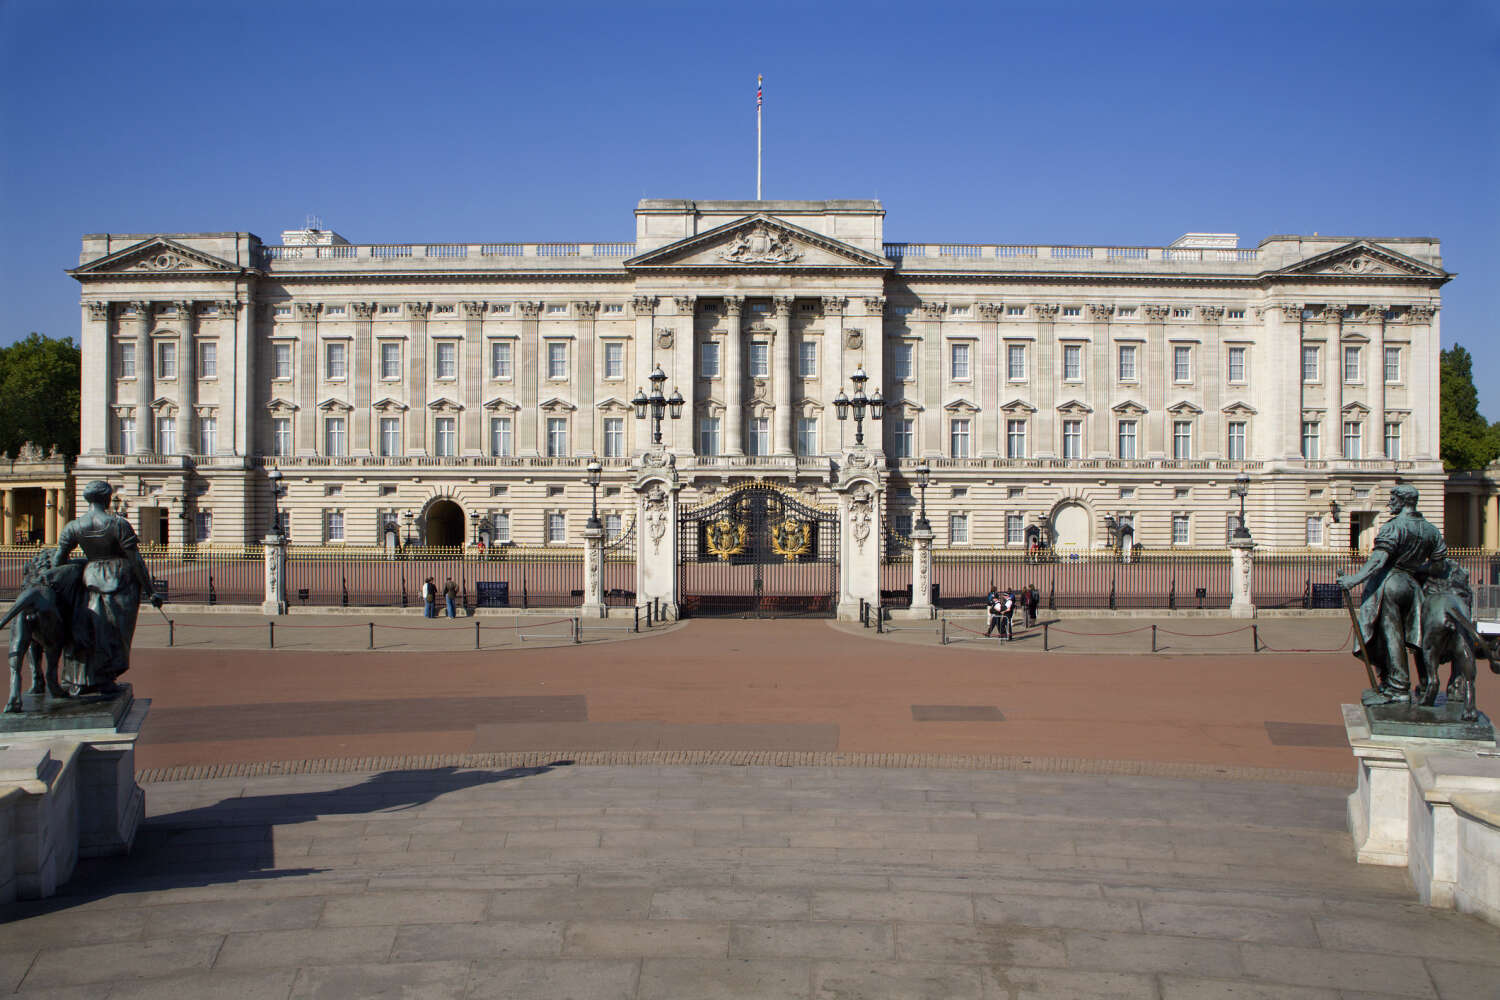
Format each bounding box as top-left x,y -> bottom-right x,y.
2,764 -> 1498,998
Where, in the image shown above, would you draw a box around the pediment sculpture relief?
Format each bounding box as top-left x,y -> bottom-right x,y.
717,225 -> 803,265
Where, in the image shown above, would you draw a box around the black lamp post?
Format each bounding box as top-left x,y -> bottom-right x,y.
403,508 -> 414,547
1231,473 -> 1251,540
586,459 -> 603,531
267,467 -> 285,539
632,364 -> 684,445
469,508 -> 480,547
914,460 -> 931,532
832,366 -> 884,446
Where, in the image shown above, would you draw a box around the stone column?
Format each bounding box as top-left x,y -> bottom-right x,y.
1368,305 -> 1386,454
977,303 -> 1002,457
1277,304 -> 1305,459
293,303 -> 319,454
1325,305 -> 1346,453
175,301 -> 196,454
581,517 -> 606,619
918,302 -> 945,458
908,521 -> 934,618
821,297 -> 845,456
1143,304 -> 1168,457
1199,306 -> 1224,455
634,459 -> 681,619
1031,302 -> 1056,454
1229,534 -> 1255,618
262,531 -> 287,615
835,465 -> 881,620
860,296 -> 884,452
406,302 -> 430,454
461,302 -> 486,455
3,488 -> 17,546
1089,304 -> 1115,457
1486,492 -> 1500,551
723,296 -> 745,455
43,490 -> 58,546
517,301 -> 541,456
131,302 -> 153,453
671,296 -> 696,457
352,302 -> 374,455
222,298 -> 247,457
575,301 -> 598,456
772,296 -> 795,456
82,302 -> 111,455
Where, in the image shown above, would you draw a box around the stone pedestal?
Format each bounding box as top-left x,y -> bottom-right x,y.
1228,535 -> 1255,619
262,532 -> 287,615
633,452 -> 680,620
904,524 -> 934,620
581,521 -> 606,619
834,451 -> 881,621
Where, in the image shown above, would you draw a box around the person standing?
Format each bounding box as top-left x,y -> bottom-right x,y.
421,577 -> 437,618
1026,585 -> 1039,628
984,588 -> 1003,638
1000,591 -> 1016,641
443,577 -> 459,618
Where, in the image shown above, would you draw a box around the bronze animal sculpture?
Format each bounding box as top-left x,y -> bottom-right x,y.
1413,561 -> 1498,722
2,550 -> 86,712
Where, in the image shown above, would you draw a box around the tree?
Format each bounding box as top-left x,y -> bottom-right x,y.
0,333 -> 81,458
1439,344 -> 1500,471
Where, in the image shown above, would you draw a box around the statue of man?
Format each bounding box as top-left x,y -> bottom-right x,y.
54,480 -> 161,695
1338,485 -> 1447,705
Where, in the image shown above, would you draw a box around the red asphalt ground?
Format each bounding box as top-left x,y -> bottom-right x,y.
124,618 -> 1500,776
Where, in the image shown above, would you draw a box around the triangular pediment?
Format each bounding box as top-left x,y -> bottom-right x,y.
372,397 -> 408,412
69,237 -> 247,277
1166,400 -> 1204,416
944,397 -> 981,414
1000,398 -> 1037,414
1271,241 -> 1448,281
427,396 -> 463,412
1112,399 -> 1148,415
1342,401 -> 1371,416
1222,400 -> 1258,416
265,397 -> 298,414
596,396 -> 632,412
625,214 -> 891,272
483,396 -> 520,412
539,396 -> 576,412
1056,398 -> 1093,415
316,397 -> 352,413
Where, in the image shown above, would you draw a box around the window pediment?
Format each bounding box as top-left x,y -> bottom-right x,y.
1056,398 -> 1093,415
483,396 -> 520,413
316,398 -> 353,413
266,397 -> 299,415
372,397 -> 408,413
1112,399 -> 1148,416
1166,400 -> 1204,416
539,397 -> 576,413
944,397 -> 981,414
149,397 -> 178,415
596,396 -> 632,413
428,396 -> 464,412
999,398 -> 1036,414
1341,401 -> 1371,416
1222,400 -> 1258,416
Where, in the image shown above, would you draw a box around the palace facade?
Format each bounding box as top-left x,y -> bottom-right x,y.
69,198 -> 1449,550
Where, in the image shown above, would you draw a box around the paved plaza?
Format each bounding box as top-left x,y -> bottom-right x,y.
3,617 -> 1499,998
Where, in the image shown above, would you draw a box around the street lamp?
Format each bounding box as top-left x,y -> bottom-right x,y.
403,508 -> 415,547
267,467 -> 285,539
1231,473 -> 1252,540
585,459 -> 603,531
632,364 -> 683,445
469,508 -> 480,547
832,366 -> 884,446
914,460 -> 931,532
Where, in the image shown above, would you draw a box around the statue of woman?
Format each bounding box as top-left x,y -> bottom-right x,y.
54,480 -> 161,694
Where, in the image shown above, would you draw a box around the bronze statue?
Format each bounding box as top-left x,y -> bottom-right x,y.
2,550 -> 76,711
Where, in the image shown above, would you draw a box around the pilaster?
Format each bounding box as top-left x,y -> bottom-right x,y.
130,303 -> 153,453
1368,305 -> 1387,453
723,295 -> 745,455
672,296 -> 696,456
294,302 -> 318,455
406,302 -> 430,454
1325,304 -> 1346,453
1199,305 -> 1224,456
918,301 -> 945,458
82,301 -> 111,455
575,301 -> 598,456
175,301 -> 197,454
225,299 -> 248,457
1143,304 -> 1168,457
1089,303 -> 1113,459
352,302 -> 374,455
821,296 -> 845,455
977,302 -> 1002,457
772,295 -> 794,456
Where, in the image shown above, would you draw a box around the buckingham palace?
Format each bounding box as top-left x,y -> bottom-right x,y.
68,198 -> 1449,552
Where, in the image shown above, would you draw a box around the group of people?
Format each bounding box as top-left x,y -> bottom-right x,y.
420,577 -> 461,618
984,585 -> 1040,641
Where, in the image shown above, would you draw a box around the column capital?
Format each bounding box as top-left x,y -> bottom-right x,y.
862,296 -> 885,315
85,301 -> 110,321
1277,304 -> 1303,323
126,301 -> 151,321
461,300 -> 488,319
917,301 -> 946,319
1034,303 -> 1062,321
295,302 -> 321,320
673,295 -> 696,316
631,295 -> 657,315
1405,304 -> 1437,323
1141,303 -> 1168,322
722,294 -> 744,315
405,301 -> 432,319
1363,304 -> 1387,324
215,299 -> 238,317
1086,303 -> 1115,322
1198,305 -> 1224,323
975,302 -> 1003,321
821,296 -> 846,316
351,301 -> 375,320
517,301 -> 543,319
1322,303 -> 1346,323
174,299 -> 197,319
772,295 -> 795,317
572,300 -> 599,318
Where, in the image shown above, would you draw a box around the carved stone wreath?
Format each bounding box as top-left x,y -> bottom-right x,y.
656,329 -> 674,350
134,251 -> 193,272
845,328 -> 863,350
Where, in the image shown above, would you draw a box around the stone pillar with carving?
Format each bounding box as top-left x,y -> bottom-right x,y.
581,517 -> 606,619
1198,305 -> 1224,455
772,296 -> 795,456
908,520 -> 934,618
1368,304 -> 1386,455
294,302 -> 320,454
82,301 -> 112,455
919,301 -> 946,458
1229,533 -> 1255,619
130,302 -> 153,453
633,452 -> 681,619
834,451 -> 882,620
1142,303 -> 1168,457
574,301 -> 598,457
723,296 -> 745,456
352,302 -> 375,455
406,302 -> 430,454
176,301 -> 196,454
821,297 -> 845,455
1325,304 -> 1346,453
262,530 -> 288,615
670,296 -> 695,457
977,302 -> 1003,457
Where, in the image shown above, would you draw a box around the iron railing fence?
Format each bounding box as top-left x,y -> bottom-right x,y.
927,548 -> 1235,610
1254,547 -> 1500,609
602,518 -> 637,607
284,545 -> 584,609
0,544 -> 263,605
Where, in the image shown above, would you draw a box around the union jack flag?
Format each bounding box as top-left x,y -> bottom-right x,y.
757,74 -> 762,108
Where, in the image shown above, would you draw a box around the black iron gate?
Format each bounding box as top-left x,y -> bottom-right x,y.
678,482 -> 839,617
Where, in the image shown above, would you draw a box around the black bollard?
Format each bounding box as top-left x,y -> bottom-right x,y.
368,622 -> 374,650
268,621 -> 275,649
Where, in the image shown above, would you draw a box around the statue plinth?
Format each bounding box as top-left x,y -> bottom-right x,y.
1365,699 -> 1494,742
0,684 -> 135,735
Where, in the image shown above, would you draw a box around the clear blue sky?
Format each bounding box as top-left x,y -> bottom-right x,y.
3,0 -> 1496,414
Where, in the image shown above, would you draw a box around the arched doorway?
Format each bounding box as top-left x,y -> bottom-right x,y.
1050,502 -> 1090,549
425,499 -> 465,547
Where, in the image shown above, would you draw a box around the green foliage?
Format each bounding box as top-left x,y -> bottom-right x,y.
0,333 -> 81,458
1439,344 -> 1500,471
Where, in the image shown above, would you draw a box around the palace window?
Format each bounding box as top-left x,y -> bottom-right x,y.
1006,419 -> 1026,459
118,416 -> 136,454
1343,420 -> 1362,459
1007,344 -> 1026,380
699,340 -> 720,378
1173,345 -> 1192,382
698,416 -> 720,455
324,510 -> 344,543
605,341 -> 625,380
799,341 -> 817,378
272,417 -> 291,457
324,416 -> 346,456
1384,347 -> 1401,384
434,416 -> 456,457
491,512 -> 510,542
1006,305 -> 1026,316
273,343 -> 292,380
1062,419 -> 1082,460
1227,346 -> 1246,383
1384,422 -> 1401,460
603,417 -> 624,458
381,342 -> 401,379
1172,514 -> 1190,545
546,512 -> 566,543
119,342 -> 136,378
949,418 -> 971,459
892,343 -> 914,380
1301,346 -> 1319,382
949,512 -> 969,545
547,341 -> 567,379
1006,514 -> 1024,545
156,415 -> 177,454
948,304 -> 970,317
546,303 -> 567,315
1343,345 -> 1362,384
1062,306 -> 1081,317
490,416 -> 513,456
1301,421 -> 1320,460
194,511 -> 212,541
379,304 -> 400,315
490,341 -> 512,379
1117,307 -> 1137,318
1118,344 -> 1137,381
546,417 -> 568,457
1227,421 -> 1246,460
950,343 -> 970,380
1117,419 -> 1138,460
602,303 -> 623,315
1173,420 -> 1192,460
1063,344 -> 1082,381
749,342 -> 769,378
892,418 -> 914,458
1228,309 -> 1245,319
157,342 -> 177,380
379,417 -> 400,457
199,341 -> 217,378
325,341 -> 347,381
436,341 -> 457,380
1306,516 -> 1324,545
1172,308 -> 1192,319
605,513 -> 622,541
323,305 -> 345,318
797,416 -> 818,456
748,417 -> 770,456
198,416 -> 216,454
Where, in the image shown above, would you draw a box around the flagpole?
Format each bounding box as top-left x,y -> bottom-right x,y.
756,74 -> 762,200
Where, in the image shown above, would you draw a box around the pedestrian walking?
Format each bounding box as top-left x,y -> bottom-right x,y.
1000,591 -> 1016,641
442,577 -> 459,618
421,577 -> 437,618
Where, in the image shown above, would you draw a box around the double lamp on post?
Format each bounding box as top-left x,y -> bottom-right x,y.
585,458 -> 603,532
633,364 -> 684,445
266,467 -> 286,540
914,460 -> 932,533
832,365 -> 884,446
1231,473 -> 1252,540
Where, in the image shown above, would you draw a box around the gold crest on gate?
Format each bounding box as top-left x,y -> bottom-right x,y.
771,519 -> 812,561
704,517 -> 748,561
